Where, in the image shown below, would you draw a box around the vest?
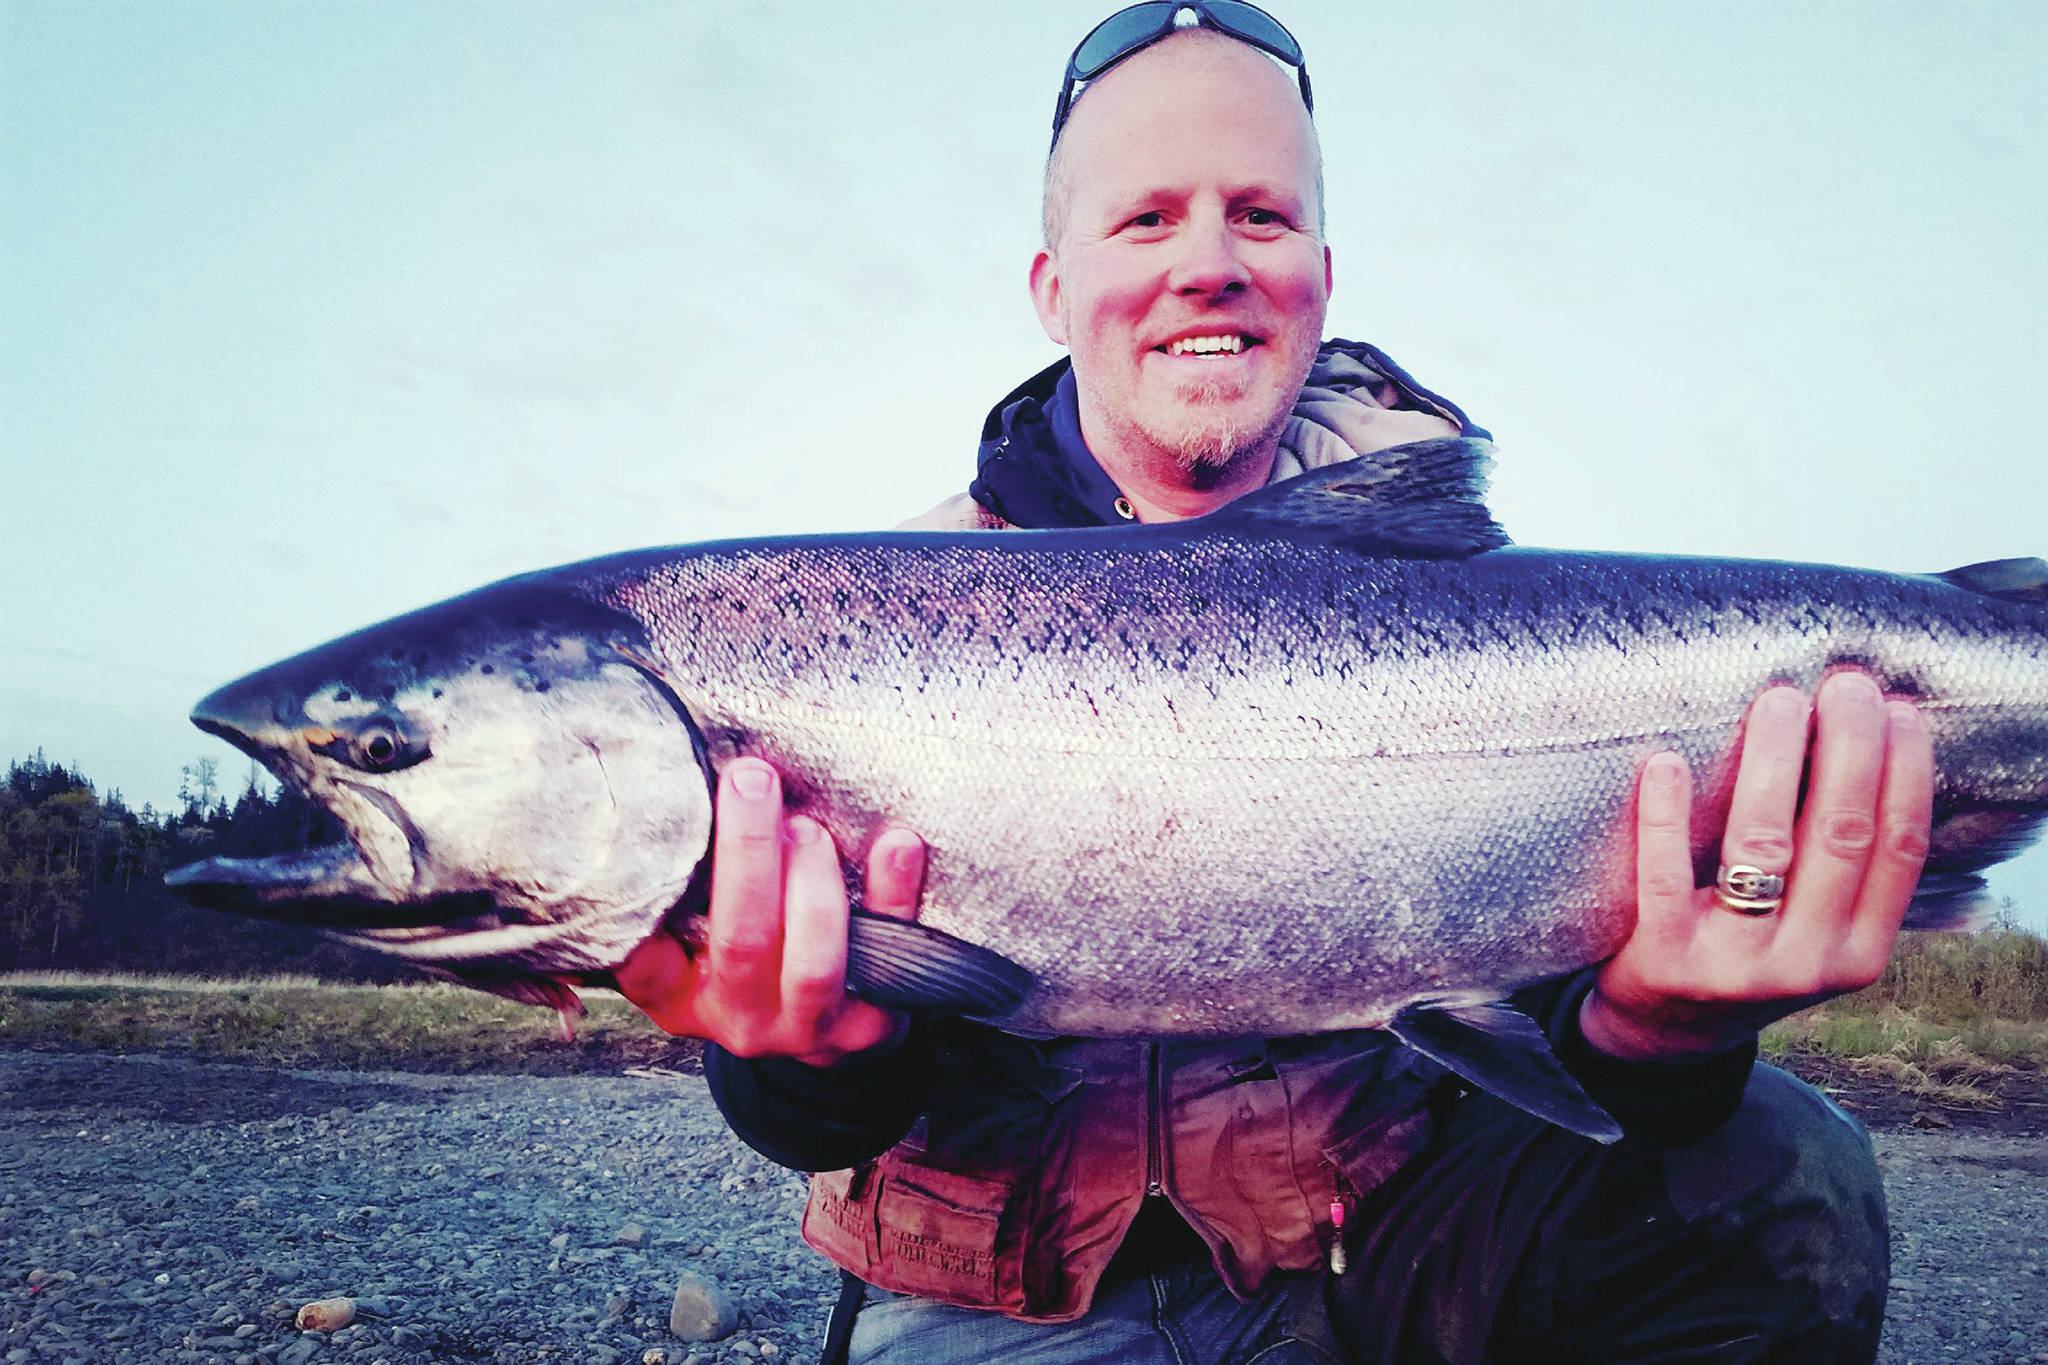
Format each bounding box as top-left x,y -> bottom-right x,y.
801,1028 -> 1446,1322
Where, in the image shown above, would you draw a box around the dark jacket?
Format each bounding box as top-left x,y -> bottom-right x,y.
706,339 -> 1754,1322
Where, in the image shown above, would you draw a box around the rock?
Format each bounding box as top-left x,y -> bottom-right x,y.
641,1352 -> 668,1365
296,1297 -> 356,1332
615,1223 -> 646,1247
278,1336 -> 325,1365
668,1272 -> 737,1343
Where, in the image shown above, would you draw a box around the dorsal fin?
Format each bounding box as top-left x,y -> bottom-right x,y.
1198,437 -> 1510,558
1937,557 -> 2048,602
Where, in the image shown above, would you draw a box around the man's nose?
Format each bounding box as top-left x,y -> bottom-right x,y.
1167,218 -> 1248,298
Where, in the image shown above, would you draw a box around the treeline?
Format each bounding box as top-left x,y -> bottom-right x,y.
1,751 -> 406,980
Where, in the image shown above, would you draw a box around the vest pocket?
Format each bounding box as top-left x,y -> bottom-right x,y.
804,1166 -> 880,1273
872,1164 -> 1008,1306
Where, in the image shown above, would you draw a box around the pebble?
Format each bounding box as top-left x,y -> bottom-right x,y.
0,1053 -> 836,1365
670,1271 -> 739,1342
5,1050 -> 2040,1365
297,1295 -> 356,1331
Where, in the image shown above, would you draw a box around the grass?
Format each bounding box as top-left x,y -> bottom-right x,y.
1760,928 -> 2047,1109
2,927 -> 2042,1085
0,974 -> 700,1075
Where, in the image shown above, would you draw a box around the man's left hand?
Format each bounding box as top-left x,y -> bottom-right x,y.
1581,671 -> 1936,1061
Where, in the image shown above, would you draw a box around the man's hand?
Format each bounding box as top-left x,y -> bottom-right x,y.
1582,672 -> 1936,1061
614,757 -> 926,1068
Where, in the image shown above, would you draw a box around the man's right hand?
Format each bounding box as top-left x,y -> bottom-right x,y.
614,757 -> 926,1067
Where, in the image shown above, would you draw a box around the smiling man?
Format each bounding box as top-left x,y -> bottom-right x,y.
1028,26 -> 1332,512
618,7 -> 1929,1363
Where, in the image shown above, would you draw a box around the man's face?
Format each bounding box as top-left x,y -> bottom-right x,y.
1031,32 -> 1331,481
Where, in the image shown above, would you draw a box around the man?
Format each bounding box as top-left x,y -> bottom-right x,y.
619,7 -> 1933,1361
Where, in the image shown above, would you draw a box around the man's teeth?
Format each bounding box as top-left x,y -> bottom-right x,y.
1166,334 -> 1246,357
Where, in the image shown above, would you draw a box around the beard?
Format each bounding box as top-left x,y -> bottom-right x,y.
1148,372 -> 1278,485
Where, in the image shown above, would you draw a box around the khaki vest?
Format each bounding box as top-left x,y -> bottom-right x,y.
802,1029 -> 1444,1322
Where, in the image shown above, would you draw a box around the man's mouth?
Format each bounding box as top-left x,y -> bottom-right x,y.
1160,333 -> 1260,358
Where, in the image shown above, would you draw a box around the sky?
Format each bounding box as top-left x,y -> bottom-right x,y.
3,1 -> 2045,927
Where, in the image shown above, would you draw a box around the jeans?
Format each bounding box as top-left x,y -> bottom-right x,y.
835,1063 -> 1889,1364
848,1261 -> 1314,1365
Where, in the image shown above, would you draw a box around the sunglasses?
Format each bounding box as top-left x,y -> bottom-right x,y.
1050,1 -> 1313,152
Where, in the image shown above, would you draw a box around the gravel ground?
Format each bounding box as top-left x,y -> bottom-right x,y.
1,1049 -> 2043,1365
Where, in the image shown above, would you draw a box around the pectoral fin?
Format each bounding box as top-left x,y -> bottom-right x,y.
1387,1001 -> 1623,1144
845,910 -> 1035,1020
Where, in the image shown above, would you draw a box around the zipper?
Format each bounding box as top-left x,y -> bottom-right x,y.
1145,1041 -> 1164,1198
1327,1168 -> 1358,1275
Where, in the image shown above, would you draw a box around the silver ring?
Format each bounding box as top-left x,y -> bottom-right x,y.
1714,863 -> 1785,916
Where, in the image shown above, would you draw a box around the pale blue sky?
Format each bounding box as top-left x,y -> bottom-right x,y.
4,2 -> 2045,925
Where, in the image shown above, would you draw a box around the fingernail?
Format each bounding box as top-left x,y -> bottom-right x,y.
1886,699 -> 1925,732
786,816 -> 820,846
1825,671 -> 1881,704
1645,754 -> 1684,790
887,839 -> 923,874
729,761 -> 774,800
1759,687 -> 1808,721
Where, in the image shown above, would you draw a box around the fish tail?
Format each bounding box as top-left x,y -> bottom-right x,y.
1904,805 -> 2048,932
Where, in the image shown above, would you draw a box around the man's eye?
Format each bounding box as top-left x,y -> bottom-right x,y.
1124,211 -> 1166,230
1244,208 -> 1288,228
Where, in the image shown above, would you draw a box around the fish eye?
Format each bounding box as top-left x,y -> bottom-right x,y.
346,721 -> 427,774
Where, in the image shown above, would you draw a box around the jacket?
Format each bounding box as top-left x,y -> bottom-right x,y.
706,339 -> 1755,1322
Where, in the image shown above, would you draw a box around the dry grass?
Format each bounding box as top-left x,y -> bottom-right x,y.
1759,928 -> 2046,1110
3,926 -> 2042,1083
0,976 -> 698,1075
0,970 -> 330,992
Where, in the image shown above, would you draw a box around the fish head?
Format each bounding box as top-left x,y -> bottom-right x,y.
168,580 -> 714,981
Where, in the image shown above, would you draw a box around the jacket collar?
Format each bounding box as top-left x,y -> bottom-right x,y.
968,340 -> 1486,531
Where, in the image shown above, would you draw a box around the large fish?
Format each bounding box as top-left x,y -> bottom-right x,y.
169,439 -> 2048,1133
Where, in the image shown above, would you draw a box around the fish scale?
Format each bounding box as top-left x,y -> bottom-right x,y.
572,532 -> 2048,1037
167,441 -> 2048,1103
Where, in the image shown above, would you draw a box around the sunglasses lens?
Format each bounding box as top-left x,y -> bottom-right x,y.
1203,1 -> 1302,62
1053,1 -> 1310,147
1071,3 -> 1176,80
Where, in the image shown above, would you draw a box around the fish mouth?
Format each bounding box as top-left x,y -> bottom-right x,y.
165,844 -> 482,929
175,671 -> 433,924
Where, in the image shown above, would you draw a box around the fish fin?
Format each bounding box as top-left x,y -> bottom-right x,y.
1387,1002 -> 1623,1144
1200,437 -> 1510,558
1936,557 -> 2048,603
1904,805 -> 2048,932
845,910 -> 1035,1019
415,964 -> 588,1038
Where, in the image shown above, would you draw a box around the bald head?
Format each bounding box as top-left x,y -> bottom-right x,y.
1042,28 -> 1324,251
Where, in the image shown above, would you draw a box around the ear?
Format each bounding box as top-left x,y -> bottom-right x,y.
1028,249 -> 1068,346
